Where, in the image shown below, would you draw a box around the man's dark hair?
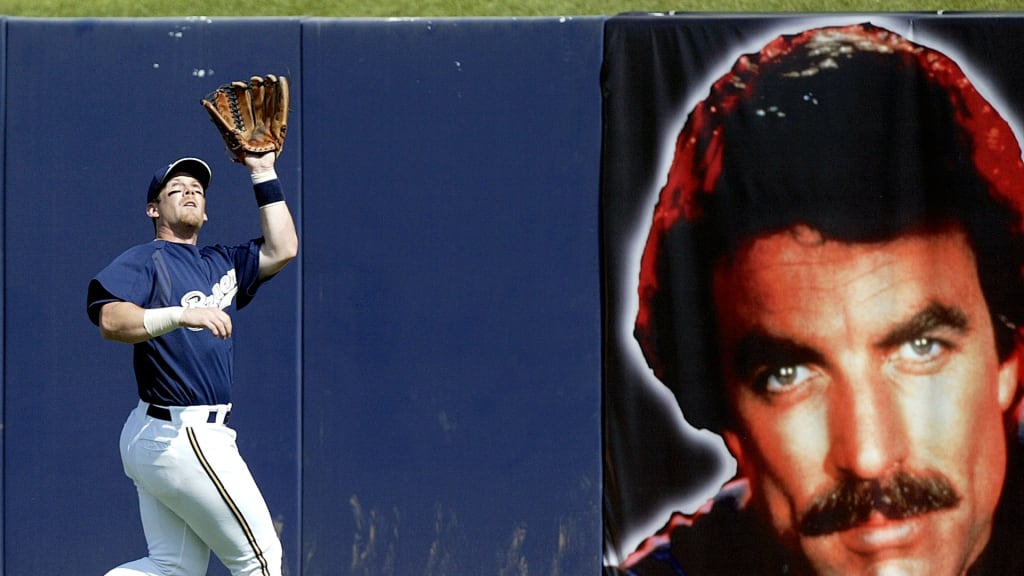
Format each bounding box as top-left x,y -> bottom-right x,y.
635,23 -> 1024,432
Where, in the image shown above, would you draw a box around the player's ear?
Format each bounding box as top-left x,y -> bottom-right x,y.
146,203 -> 159,219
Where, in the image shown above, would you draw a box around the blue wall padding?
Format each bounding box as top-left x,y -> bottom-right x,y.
0,15 -> 603,575
300,17 -> 603,575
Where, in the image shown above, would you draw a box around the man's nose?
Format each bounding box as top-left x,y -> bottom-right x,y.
826,368 -> 909,479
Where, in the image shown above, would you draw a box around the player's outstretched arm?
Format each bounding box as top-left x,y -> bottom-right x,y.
98,301 -> 234,343
244,151 -> 298,280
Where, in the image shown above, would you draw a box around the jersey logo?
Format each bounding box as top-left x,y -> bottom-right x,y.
180,269 -> 238,330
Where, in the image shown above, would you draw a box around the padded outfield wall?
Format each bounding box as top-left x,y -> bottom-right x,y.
0,16 -> 603,575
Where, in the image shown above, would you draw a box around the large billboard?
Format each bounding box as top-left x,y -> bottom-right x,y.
602,14 -> 1024,576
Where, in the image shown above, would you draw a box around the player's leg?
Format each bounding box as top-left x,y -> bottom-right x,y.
111,405 -> 211,576
163,424 -> 282,576
104,486 -> 211,576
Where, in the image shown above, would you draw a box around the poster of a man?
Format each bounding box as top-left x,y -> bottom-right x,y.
602,19 -> 1024,576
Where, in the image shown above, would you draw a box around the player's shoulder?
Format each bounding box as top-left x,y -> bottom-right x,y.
101,240 -> 205,277
199,239 -> 263,266
198,242 -> 232,258
100,240 -> 163,269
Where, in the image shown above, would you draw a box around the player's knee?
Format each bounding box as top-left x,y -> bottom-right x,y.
227,535 -> 282,576
258,537 -> 283,576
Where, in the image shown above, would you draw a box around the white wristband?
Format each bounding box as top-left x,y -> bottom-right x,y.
143,306 -> 185,338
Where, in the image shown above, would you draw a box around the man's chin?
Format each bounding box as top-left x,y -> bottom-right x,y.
802,547 -> 950,576
848,559 -> 929,576
179,218 -> 205,232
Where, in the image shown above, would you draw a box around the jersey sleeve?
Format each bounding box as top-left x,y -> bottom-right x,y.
86,245 -> 158,326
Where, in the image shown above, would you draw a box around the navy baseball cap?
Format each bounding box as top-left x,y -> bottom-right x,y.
147,157 -> 212,202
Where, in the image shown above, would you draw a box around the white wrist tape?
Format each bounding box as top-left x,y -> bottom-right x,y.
143,306 -> 185,338
251,168 -> 279,185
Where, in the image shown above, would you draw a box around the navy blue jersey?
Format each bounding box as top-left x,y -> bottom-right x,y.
87,239 -> 263,406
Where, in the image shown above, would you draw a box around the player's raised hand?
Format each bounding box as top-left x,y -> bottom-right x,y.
180,307 -> 234,339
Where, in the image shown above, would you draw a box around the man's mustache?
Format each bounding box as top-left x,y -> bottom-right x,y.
798,471 -> 961,537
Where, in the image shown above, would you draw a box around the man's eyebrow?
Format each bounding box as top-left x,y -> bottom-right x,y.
875,302 -> 970,349
731,332 -> 825,382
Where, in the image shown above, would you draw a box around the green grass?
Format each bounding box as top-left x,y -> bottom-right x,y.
1,0 -> 1022,18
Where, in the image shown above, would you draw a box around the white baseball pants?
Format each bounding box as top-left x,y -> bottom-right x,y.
104,401 -> 282,576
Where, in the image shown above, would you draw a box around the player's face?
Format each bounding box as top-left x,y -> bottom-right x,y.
712,226 -> 1019,576
151,173 -> 208,231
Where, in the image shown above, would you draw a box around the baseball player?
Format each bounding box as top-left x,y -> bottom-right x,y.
87,77 -> 296,576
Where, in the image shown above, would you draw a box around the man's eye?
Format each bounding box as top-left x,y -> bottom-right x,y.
898,337 -> 944,361
756,364 -> 814,394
